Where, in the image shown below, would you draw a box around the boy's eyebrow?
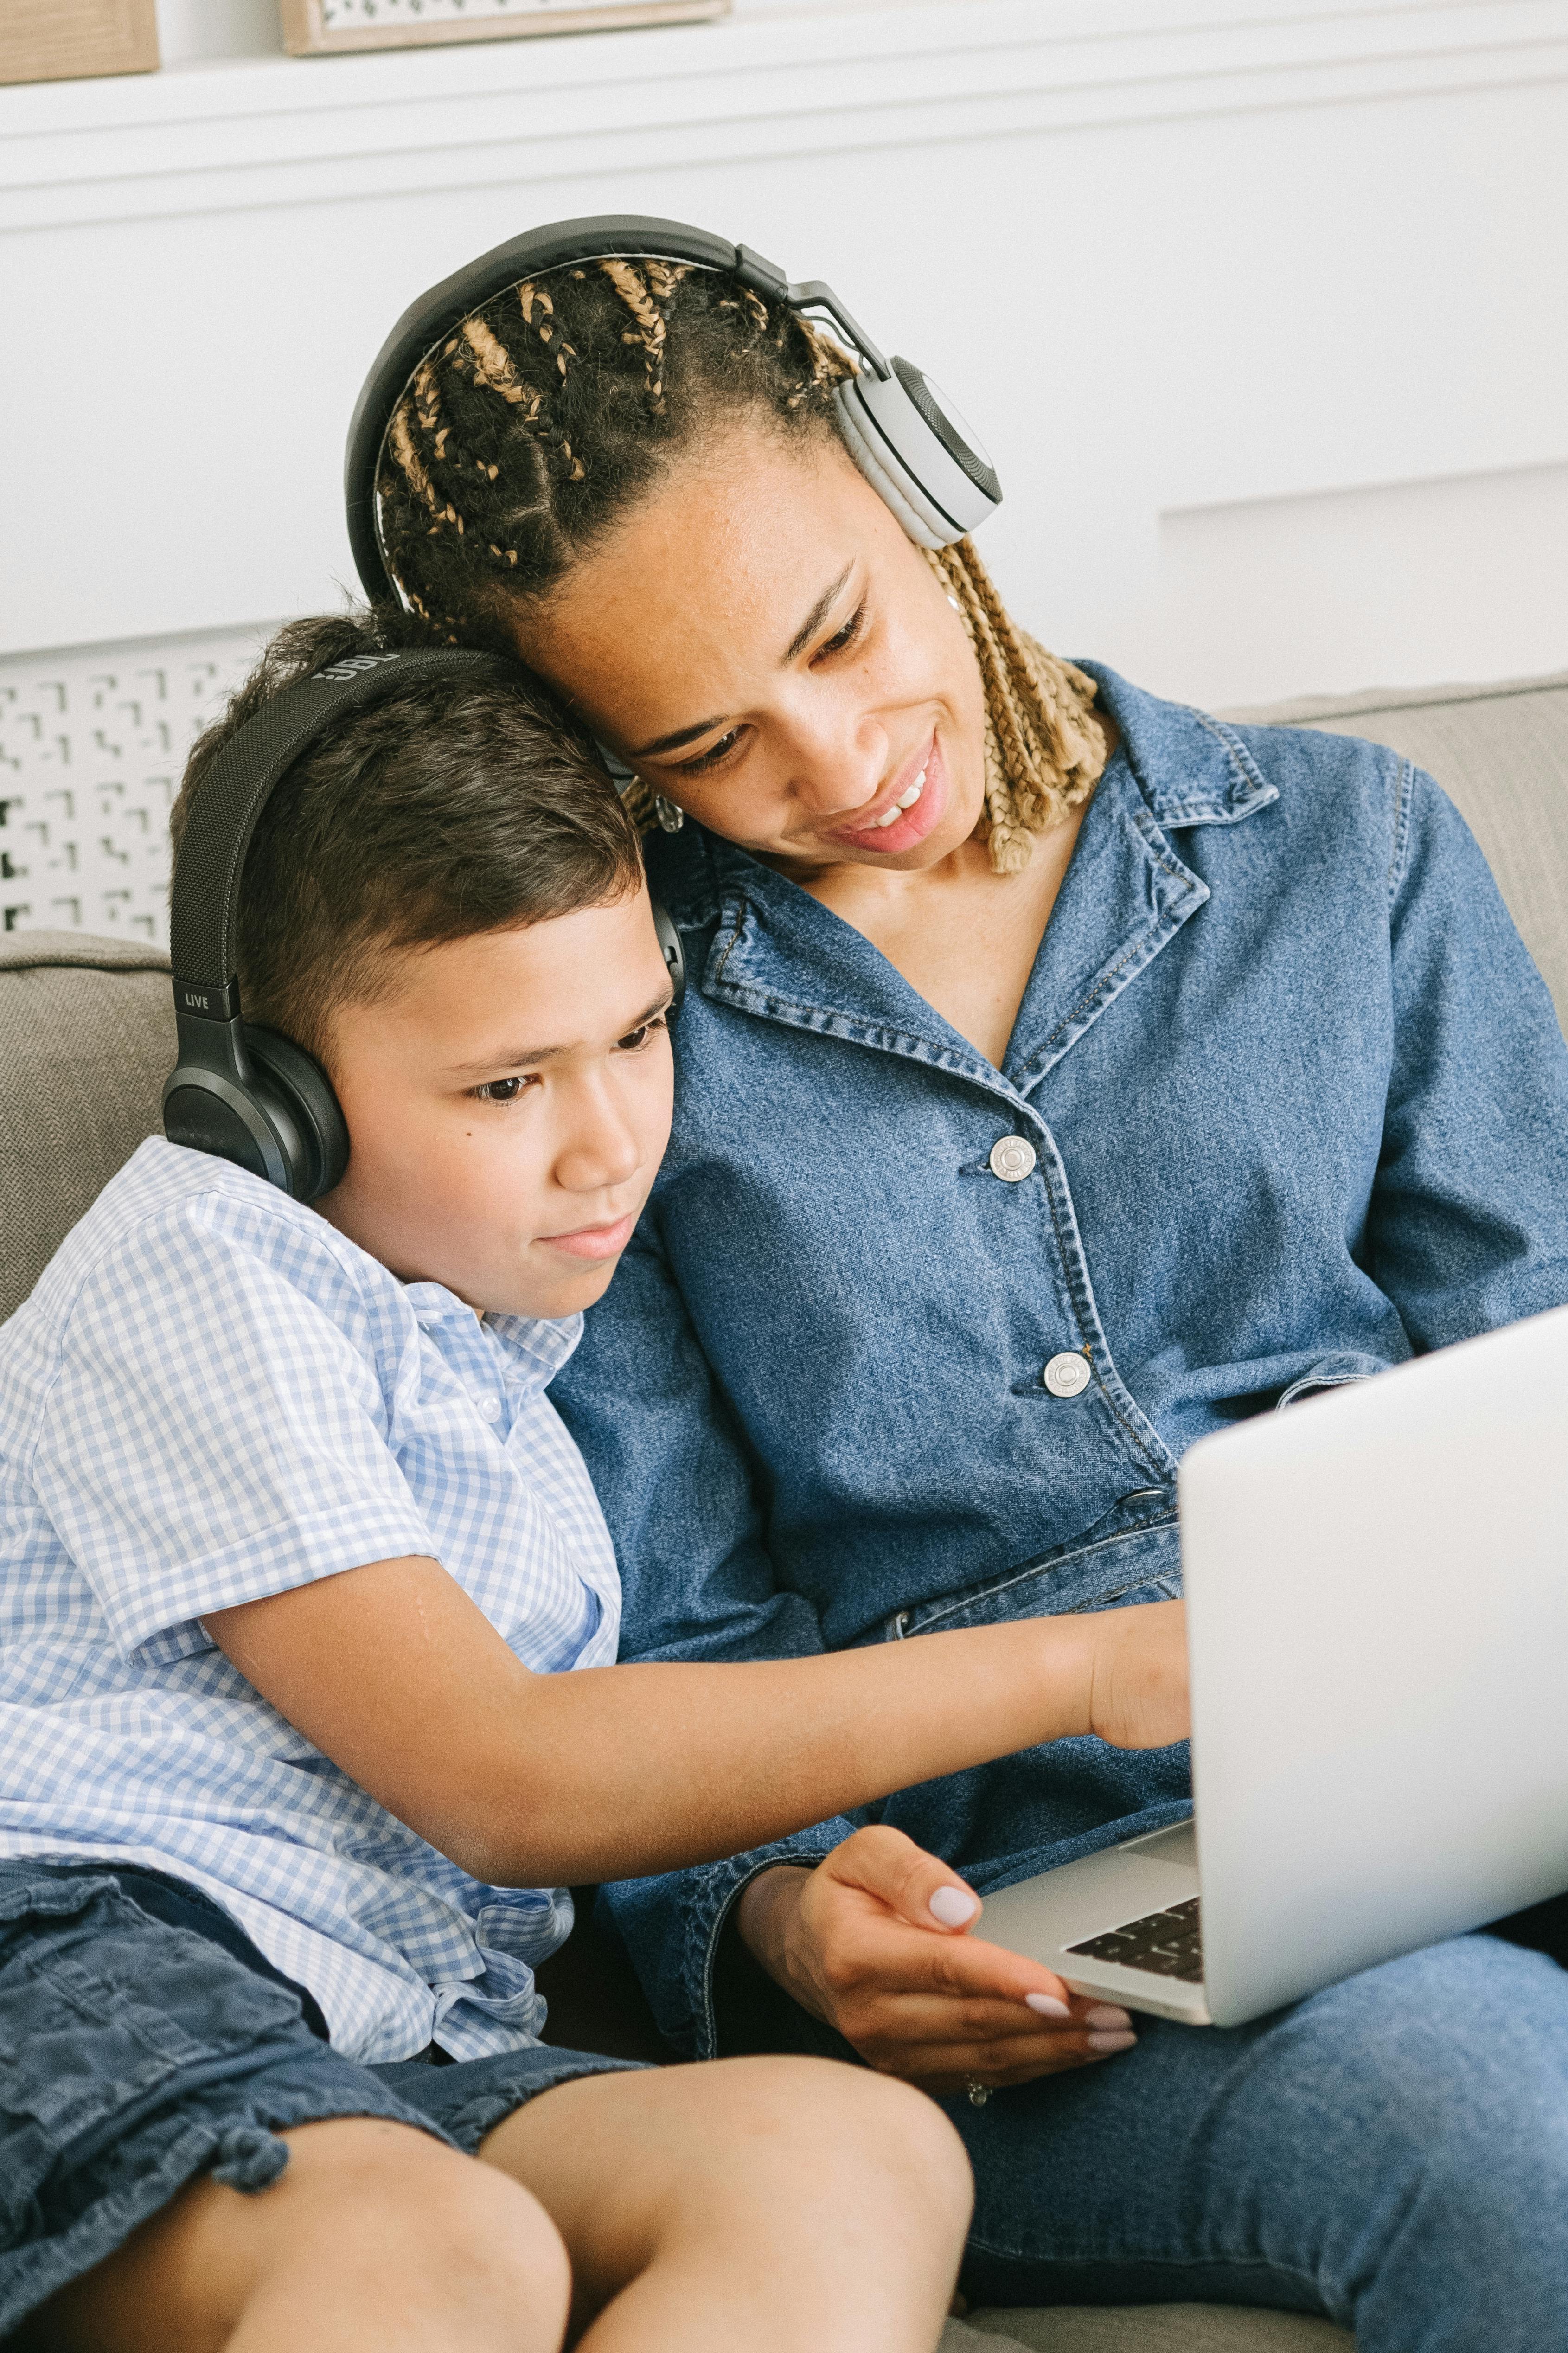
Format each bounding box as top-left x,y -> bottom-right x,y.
628,563 -> 854,758
448,989 -> 674,1076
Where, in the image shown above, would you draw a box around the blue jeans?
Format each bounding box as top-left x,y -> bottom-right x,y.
945,1930 -> 1568,2347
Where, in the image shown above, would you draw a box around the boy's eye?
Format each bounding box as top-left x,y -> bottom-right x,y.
616,1017 -> 666,1053
469,1075 -> 533,1104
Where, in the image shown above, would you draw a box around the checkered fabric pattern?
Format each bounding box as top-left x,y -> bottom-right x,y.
0,1138 -> 621,2062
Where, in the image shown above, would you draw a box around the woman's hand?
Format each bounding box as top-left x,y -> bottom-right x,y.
737,1827 -> 1138,2098
734,1600 -> 1186,2094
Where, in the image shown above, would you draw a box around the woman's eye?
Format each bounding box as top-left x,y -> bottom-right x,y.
469,1075 -> 531,1104
815,603 -> 870,662
673,728 -> 743,776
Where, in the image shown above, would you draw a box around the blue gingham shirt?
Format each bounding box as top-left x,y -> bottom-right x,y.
0,1137 -> 621,2062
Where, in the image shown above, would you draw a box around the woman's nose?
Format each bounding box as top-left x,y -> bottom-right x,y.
787,712 -> 888,821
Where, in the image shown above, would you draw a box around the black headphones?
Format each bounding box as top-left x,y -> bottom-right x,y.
345,212 -> 1003,607
162,646 -> 686,1203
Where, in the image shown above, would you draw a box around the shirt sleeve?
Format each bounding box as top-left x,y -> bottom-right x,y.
551,1215 -> 861,2058
1365,765 -> 1568,1347
30,1194 -> 434,1660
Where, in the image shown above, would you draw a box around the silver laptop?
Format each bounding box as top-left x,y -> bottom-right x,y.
980,1302 -> 1568,2028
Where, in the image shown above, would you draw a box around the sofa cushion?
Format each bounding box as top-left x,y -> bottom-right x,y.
0,931 -> 173,1324
1222,669 -> 1568,1032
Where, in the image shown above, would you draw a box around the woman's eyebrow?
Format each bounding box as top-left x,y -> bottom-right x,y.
783,563 -> 853,663
634,713 -> 728,758
630,564 -> 854,758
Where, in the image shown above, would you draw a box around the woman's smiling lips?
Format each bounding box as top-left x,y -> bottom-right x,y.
826,734 -> 947,855
538,1211 -> 638,1261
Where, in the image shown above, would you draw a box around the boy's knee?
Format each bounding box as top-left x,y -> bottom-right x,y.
747,2056 -> 973,2225
281,2118 -> 572,2320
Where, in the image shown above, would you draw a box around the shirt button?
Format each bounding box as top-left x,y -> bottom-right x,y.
477,1396 -> 503,1422
1043,1352 -> 1091,1398
989,1135 -> 1037,1183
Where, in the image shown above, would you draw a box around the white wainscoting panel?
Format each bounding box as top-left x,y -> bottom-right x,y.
0,627 -> 272,939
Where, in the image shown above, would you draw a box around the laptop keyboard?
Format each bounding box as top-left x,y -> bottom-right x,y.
1067,1895 -> 1203,1983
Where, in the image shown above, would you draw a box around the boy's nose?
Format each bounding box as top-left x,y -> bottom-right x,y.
556,1113 -> 642,1197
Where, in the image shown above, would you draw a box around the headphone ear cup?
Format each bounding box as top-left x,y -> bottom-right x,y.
243,1027 -> 350,1202
833,393 -> 946,549
650,898 -> 686,1018
833,364 -> 1002,549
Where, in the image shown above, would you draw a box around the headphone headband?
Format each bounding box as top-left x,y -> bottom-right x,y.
169,647 -> 507,1004
344,212 -> 986,607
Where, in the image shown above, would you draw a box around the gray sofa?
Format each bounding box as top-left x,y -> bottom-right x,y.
4,669 -> 1565,2350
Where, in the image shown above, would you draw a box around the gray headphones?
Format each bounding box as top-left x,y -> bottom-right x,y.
344,212 -> 1003,607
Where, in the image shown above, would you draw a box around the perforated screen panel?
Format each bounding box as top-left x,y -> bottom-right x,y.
0,627 -> 273,944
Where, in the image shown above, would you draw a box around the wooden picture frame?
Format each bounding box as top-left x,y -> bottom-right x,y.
280,0 -> 728,55
0,0 -> 158,88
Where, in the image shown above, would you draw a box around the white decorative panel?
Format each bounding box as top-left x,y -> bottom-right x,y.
0,628 -> 272,942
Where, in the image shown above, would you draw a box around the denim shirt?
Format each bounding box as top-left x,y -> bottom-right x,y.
552,663 -> 1568,2056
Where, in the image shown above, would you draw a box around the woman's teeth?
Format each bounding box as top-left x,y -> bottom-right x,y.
869,766 -> 928,829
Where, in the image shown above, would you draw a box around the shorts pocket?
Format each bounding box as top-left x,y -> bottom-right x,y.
0,1873 -> 305,2215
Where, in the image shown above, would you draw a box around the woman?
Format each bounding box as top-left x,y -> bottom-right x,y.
357,221 -> 1568,2347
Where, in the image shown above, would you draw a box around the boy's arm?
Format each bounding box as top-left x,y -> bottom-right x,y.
204,1551 -> 1185,1890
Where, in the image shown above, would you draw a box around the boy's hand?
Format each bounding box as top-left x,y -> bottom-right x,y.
737,1827 -> 1139,2098
1078,1595 -> 1189,1752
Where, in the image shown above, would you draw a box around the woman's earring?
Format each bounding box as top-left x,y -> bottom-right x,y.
654,795 -> 685,833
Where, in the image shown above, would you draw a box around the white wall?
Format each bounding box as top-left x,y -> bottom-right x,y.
2,0 -> 1566,936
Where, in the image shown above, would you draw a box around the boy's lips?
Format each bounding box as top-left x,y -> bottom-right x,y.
538,1211 -> 638,1262
826,734 -> 946,854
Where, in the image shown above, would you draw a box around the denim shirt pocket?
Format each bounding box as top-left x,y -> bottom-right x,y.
896,1514 -> 1183,1641
1276,1351 -> 1392,1409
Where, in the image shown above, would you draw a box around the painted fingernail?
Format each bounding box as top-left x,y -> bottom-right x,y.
1084,2005 -> 1132,2030
1025,1992 -> 1072,2019
1087,2030 -> 1138,2053
928,1885 -> 979,1927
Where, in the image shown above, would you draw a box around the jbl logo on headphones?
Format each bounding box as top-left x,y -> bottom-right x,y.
316,654 -> 402,682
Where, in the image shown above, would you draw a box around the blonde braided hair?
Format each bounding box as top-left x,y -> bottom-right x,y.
621,535 -> 1105,867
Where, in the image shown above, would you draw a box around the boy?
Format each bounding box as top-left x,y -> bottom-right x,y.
0,615 -> 1185,2352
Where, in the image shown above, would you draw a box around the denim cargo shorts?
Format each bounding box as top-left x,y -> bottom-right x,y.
0,1859 -> 638,2337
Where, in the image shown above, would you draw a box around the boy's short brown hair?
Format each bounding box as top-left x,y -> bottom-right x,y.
173,611 -> 642,1070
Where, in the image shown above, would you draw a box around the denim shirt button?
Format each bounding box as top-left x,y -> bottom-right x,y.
1042,1352 -> 1092,1398
989,1136 -> 1037,1182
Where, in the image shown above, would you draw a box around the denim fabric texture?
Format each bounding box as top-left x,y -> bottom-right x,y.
0,1863 -> 636,2337
550,666 -> 1568,2341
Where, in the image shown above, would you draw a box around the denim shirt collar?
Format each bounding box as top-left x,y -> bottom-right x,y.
653,664 -> 1278,1103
